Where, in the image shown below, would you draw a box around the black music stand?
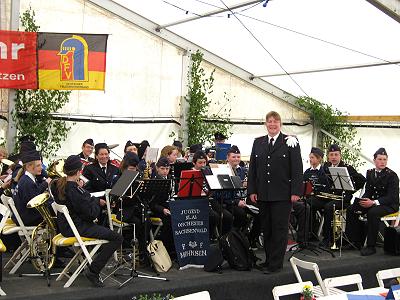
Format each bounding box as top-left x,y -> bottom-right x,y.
329,167 -> 356,256
117,179 -> 171,288
288,182 -> 335,259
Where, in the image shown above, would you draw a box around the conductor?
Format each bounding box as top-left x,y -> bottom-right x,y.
248,111 -> 303,274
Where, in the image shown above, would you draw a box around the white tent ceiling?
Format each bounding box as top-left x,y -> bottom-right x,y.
117,0 -> 400,116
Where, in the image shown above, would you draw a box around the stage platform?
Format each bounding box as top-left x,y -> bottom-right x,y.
1,246 -> 399,300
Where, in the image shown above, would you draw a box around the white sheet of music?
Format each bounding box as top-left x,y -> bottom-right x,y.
205,175 -> 222,190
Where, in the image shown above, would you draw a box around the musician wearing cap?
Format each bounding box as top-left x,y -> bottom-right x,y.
78,138 -> 95,163
345,148 -> 399,256
82,143 -> 120,193
248,111 -> 303,274
124,140 -> 138,155
12,149 -> 52,226
53,155 -> 122,287
317,144 -> 366,248
303,147 -> 330,236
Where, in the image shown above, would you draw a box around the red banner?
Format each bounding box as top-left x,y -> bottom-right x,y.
0,30 -> 37,89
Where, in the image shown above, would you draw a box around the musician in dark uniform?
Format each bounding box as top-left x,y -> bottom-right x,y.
12,150 -> 51,226
78,138 -> 95,163
316,144 -> 366,248
53,155 -> 122,287
150,157 -> 175,256
346,148 -> 399,256
302,147 -> 330,238
82,143 -> 120,193
124,140 -> 138,155
248,111 -> 303,274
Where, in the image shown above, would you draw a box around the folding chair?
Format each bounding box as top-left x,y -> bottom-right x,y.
323,274 -> 363,295
272,281 -> 313,300
376,267 -> 400,288
290,257 -> 344,297
149,217 -> 163,241
3,197 -> 37,274
52,202 -> 109,288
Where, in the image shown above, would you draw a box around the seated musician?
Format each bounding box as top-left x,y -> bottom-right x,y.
316,144 -> 366,248
78,138 -> 95,163
172,140 -> 184,159
345,148 -> 399,255
149,157 -> 175,257
82,143 -> 120,193
12,149 -> 51,226
192,150 -> 219,239
124,140 -> 138,155
112,152 -> 148,262
302,147 -> 329,238
53,155 -> 122,287
160,145 -> 179,165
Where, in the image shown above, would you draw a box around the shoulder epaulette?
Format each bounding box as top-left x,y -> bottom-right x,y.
77,186 -> 85,194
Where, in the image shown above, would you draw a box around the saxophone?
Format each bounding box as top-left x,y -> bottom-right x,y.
26,192 -> 57,272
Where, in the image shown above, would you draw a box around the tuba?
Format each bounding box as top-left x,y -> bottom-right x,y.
48,158 -> 88,185
331,203 -> 346,250
27,192 -> 57,272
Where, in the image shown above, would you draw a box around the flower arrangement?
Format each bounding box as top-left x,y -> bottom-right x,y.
300,285 -> 315,300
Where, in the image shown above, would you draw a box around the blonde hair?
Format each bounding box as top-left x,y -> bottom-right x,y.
0,146 -> 8,158
265,111 -> 281,123
160,145 -> 178,158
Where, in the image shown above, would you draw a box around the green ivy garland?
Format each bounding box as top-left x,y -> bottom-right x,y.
185,50 -> 232,146
296,96 -> 364,169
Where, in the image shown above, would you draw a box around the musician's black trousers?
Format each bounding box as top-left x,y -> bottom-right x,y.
259,201 -> 292,271
346,204 -> 395,247
312,198 -> 350,242
291,201 -> 309,243
81,224 -> 123,274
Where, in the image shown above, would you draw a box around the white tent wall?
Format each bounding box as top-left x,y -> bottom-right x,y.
2,0 -> 313,162
354,127 -> 400,177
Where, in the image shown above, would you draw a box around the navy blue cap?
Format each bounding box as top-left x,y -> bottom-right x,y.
83,139 -> 94,146
189,144 -> 202,154
156,157 -> 170,168
193,150 -> 207,162
311,147 -> 324,158
328,144 -> 341,152
374,148 -> 387,158
64,155 -> 83,172
123,152 -> 140,166
227,145 -> 240,155
21,150 -> 41,164
214,132 -> 226,140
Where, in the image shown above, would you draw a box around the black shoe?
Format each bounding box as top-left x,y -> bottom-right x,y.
360,246 -> 376,256
84,268 -> 105,288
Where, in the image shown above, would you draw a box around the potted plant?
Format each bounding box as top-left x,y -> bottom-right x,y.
300,285 -> 316,300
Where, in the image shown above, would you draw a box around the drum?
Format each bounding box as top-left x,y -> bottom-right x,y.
303,181 -> 313,197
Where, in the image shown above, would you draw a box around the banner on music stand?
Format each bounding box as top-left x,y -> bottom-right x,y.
170,199 -> 209,270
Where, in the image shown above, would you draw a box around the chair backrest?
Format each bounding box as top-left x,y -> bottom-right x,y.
51,202 -> 93,264
0,194 -> 11,210
290,257 -> 327,295
324,274 -> 363,295
394,206 -> 400,227
376,267 -> 400,288
6,197 -> 31,242
272,281 -> 313,300
0,203 -> 11,233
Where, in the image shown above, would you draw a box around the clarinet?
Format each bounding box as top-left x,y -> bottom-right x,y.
170,164 -> 176,197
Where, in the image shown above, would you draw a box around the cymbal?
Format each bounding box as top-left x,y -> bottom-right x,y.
1,159 -> 14,166
108,144 -> 119,150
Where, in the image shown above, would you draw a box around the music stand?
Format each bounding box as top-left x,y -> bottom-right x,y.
288,181 -> 335,259
116,179 -> 171,288
329,166 -> 356,256
177,170 -> 204,198
106,174 -> 168,288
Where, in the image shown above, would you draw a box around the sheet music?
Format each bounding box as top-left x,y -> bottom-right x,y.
209,163 -> 233,176
205,175 -> 222,190
146,147 -> 159,162
328,167 -> 355,191
90,191 -> 105,197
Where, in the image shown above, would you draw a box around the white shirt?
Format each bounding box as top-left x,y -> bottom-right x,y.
25,171 -> 36,183
310,164 -> 321,171
267,132 -> 280,146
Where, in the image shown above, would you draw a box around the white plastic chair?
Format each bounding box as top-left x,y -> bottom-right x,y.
290,256 -> 344,297
376,267 -> 400,288
3,197 -> 37,274
323,274 -> 363,295
272,281 -> 313,300
52,202 -> 109,288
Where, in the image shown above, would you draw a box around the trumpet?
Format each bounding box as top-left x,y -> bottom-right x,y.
317,192 -> 342,201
